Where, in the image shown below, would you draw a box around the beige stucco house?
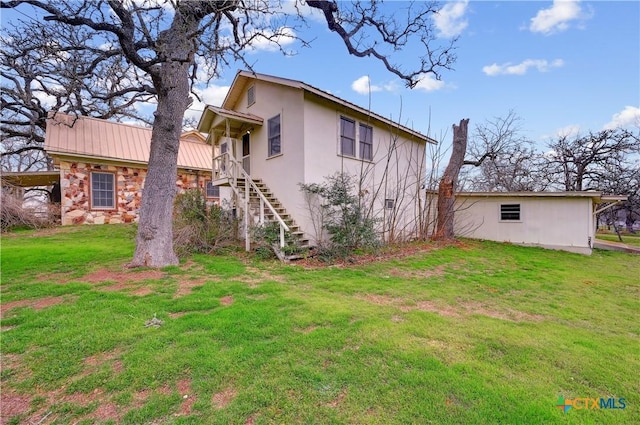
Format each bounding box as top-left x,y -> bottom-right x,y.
452,191 -> 627,255
44,113 -> 216,225
197,71 -> 435,248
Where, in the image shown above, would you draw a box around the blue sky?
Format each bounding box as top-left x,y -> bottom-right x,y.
186,0 -> 640,148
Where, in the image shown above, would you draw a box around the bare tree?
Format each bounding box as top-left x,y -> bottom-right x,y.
543,128 -> 639,191
464,111 -> 548,192
434,111 -> 544,239
1,17 -> 154,173
2,0 -> 456,267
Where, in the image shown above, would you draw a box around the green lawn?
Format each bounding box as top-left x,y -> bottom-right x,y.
1,225 -> 639,424
596,231 -> 640,247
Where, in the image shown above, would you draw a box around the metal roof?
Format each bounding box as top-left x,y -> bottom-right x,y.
44,113 -> 212,171
455,191 -> 628,203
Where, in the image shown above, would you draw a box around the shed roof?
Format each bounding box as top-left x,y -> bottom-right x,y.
45,113 -> 212,171
454,191 -> 628,204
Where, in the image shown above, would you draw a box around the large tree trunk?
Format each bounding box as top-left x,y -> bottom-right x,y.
128,13 -> 199,268
434,118 -> 470,240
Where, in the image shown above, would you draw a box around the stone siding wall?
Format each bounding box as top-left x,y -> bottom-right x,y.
60,160 -> 207,225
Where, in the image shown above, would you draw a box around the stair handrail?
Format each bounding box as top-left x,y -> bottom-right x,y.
224,151 -> 290,248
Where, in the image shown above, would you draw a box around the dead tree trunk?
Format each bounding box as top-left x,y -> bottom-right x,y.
434,118 -> 470,240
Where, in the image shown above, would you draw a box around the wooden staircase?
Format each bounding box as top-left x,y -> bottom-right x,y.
235,177 -> 310,250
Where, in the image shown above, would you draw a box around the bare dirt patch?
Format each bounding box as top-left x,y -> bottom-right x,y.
296,325 -> 322,334
176,378 -> 195,416
212,387 -> 237,409
406,300 -> 460,318
237,266 -> 285,287
83,349 -> 122,367
459,302 -> 545,322
0,296 -> 68,319
174,278 -> 207,298
220,295 -> 234,306
357,294 -> 544,323
133,388 -> 151,407
325,388 -> 348,408
169,312 -> 187,319
388,264 -> 446,279
0,391 -> 31,423
244,413 -> 258,425
83,268 -> 165,283
90,402 -> 121,422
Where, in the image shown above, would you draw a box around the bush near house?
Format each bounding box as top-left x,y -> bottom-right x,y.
172,189 -> 239,256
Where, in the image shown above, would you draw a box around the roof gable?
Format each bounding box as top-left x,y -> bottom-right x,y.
220,70 -> 434,144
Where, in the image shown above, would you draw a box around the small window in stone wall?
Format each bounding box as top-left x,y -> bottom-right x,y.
206,181 -> 220,198
91,172 -> 115,209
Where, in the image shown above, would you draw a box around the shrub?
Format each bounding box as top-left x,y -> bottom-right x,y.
1,192 -> 55,232
300,172 -> 379,260
173,189 -> 238,256
251,221 -> 302,259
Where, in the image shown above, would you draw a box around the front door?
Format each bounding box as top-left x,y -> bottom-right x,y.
242,133 -> 250,175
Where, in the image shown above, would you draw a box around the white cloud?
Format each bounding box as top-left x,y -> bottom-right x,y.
184,84 -> 230,122
604,106 -> 640,130
554,124 -> 581,138
529,0 -> 585,35
434,0 -> 469,38
247,26 -> 297,52
351,76 -> 382,95
482,59 -> 564,76
414,74 -> 445,92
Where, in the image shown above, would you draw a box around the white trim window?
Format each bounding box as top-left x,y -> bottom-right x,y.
359,123 -> 373,161
340,116 -> 356,157
268,114 -> 281,157
500,204 -> 521,221
91,171 -> 115,209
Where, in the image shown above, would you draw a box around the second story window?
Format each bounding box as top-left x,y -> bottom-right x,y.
340,116 -> 356,157
268,114 -> 281,156
359,123 -> 373,161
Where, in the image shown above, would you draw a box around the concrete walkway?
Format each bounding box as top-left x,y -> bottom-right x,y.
594,238 -> 640,254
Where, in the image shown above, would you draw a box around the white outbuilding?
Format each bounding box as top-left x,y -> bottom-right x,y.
452,191 -> 627,255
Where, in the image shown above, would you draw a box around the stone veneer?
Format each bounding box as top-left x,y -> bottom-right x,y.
59,160 -> 208,225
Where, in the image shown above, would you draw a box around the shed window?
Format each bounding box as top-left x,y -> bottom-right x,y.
91,172 -> 115,209
206,181 -> 220,198
500,204 -> 521,221
340,116 -> 356,156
